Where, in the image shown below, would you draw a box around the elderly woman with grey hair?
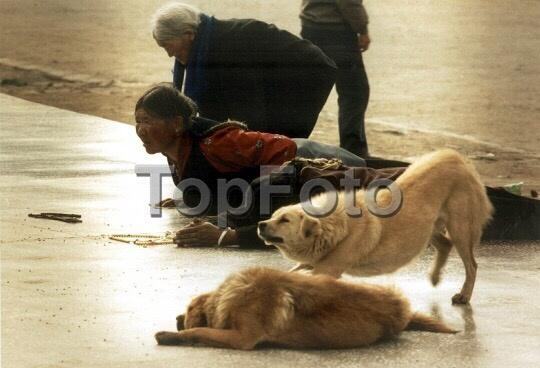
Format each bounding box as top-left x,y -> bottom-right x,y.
151,2 -> 337,139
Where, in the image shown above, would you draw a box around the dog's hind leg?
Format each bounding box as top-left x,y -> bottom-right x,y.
447,226 -> 479,304
429,232 -> 453,286
451,241 -> 477,304
444,191 -> 481,304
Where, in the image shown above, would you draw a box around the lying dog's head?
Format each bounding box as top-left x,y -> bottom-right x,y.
257,204 -> 326,262
182,293 -> 212,329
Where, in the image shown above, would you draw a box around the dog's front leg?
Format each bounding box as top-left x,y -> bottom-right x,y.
155,331 -> 187,346
311,264 -> 346,278
289,263 -> 313,272
311,255 -> 349,278
156,328 -> 261,350
311,236 -> 357,278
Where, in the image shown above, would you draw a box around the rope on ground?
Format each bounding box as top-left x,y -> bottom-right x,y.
108,232 -> 175,247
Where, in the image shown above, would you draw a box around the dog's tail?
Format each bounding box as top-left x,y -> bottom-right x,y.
405,312 -> 458,334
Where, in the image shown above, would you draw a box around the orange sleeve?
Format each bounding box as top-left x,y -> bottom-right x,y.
199,127 -> 297,173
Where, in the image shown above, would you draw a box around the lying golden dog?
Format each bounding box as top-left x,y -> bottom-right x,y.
155,267 -> 456,349
258,150 -> 493,304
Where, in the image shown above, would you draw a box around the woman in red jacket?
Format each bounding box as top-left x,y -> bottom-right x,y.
135,83 -> 368,198
135,84 -> 540,248
135,84 -> 377,245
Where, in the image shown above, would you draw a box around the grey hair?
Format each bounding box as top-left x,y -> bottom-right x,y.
152,2 -> 201,42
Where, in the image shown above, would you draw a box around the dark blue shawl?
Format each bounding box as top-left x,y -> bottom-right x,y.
172,13 -> 215,104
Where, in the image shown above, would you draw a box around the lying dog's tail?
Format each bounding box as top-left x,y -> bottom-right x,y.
405,312 -> 458,334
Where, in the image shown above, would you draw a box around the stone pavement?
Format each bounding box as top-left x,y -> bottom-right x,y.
1,95 -> 539,367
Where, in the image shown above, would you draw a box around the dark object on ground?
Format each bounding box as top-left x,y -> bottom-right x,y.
531,190 -> 538,198
28,212 -> 82,223
483,187 -> 540,240
1,78 -> 28,87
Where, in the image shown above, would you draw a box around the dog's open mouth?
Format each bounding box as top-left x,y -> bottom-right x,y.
259,232 -> 284,244
264,234 -> 283,243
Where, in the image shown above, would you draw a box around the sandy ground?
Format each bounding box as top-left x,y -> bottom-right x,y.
1,0 -> 539,191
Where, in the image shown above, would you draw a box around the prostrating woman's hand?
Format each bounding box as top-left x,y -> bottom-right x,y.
174,220 -> 222,247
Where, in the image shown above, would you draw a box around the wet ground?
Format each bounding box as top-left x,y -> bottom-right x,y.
0,0 -> 539,190
1,1 -> 540,366
2,94 -> 540,367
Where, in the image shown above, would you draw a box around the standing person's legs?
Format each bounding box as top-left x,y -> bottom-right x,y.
292,138 -> 366,167
301,26 -> 370,157
336,54 -> 370,157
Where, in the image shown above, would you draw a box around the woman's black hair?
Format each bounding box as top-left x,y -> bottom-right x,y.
135,83 -> 198,126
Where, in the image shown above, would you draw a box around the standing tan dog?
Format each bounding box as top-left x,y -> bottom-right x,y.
155,267 -> 456,349
258,150 -> 493,304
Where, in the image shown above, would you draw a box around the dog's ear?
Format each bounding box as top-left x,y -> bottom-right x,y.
185,293 -> 211,328
301,215 -> 320,238
194,293 -> 211,306
185,304 -> 208,328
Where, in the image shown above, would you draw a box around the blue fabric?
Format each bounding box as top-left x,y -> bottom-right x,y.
292,138 -> 366,167
172,61 -> 184,90
172,13 -> 215,104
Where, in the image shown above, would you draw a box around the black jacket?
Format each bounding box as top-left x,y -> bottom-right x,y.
174,17 -> 337,138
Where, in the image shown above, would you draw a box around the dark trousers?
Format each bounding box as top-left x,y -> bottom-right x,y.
301,26 -> 370,157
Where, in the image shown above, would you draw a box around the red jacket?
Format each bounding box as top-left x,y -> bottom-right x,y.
174,125 -> 297,180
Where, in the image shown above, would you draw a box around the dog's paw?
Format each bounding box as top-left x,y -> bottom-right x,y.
155,331 -> 183,345
430,272 -> 440,286
176,314 -> 185,331
451,293 -> 470,305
